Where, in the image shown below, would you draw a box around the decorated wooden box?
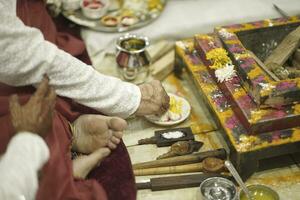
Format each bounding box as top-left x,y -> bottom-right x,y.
175,38 -> 300,179
194,34 -> 300,134
215,17 -> 300,107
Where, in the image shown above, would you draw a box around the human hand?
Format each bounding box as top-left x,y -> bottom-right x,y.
135,80 -> 170,116
9,76 -> 56,138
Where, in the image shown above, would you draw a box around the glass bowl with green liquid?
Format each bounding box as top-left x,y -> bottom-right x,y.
239,185 -> 279,200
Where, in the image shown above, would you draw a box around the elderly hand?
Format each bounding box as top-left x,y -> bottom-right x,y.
9,76 -> 56,138
135,80 -> 170,116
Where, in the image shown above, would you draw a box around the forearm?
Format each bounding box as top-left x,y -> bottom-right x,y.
0,1 -> 141,118
0,132 -> 49,200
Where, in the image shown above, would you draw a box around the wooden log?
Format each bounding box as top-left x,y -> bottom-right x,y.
146,40 -> 174,63
150,50 -> 175,81
267,63 -> 289,79
292,59 -> 300,69
286,67 -> 300,78
133,148 -> 227,169
248,51 -> 280,81
264,26 -> 300,68
293,48 -> 300,63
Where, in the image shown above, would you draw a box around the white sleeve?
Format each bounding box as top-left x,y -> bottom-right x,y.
0,132 -> 50,200
0,1 -> 141,118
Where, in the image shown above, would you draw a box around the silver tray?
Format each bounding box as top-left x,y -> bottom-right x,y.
62,0 -> 167,33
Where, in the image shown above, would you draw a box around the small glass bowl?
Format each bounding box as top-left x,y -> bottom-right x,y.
239,184 -> 279,200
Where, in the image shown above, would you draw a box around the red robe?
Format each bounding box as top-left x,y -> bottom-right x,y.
0,0 -> 136,199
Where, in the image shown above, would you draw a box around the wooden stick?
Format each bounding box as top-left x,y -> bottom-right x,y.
264,26 -> 300,68
134,163 -> 204,176
133,148 -> 227,169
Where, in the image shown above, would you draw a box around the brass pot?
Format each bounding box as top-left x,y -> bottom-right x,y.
116,34 -> 150,81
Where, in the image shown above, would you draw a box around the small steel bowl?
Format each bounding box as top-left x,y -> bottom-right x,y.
116,34 -> 150,81
239,184 -> 279,200
199,177 -> 238,200
80,0 -> 110,19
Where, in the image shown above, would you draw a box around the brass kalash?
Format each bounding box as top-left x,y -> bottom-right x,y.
175,16 -> 300,180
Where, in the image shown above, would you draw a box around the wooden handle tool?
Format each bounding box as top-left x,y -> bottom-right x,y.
156,140 -> 203,159
133,148 -> 227,170
136,173 -> 230,191
134,157 -> 224,176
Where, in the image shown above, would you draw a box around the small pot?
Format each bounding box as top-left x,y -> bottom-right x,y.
80,0 -> 109,19
116,34 -> 150,81
239,184 -> 279,200
199,177 -> 238,200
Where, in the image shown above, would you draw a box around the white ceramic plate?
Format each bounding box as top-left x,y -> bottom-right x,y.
144,93 -> 191,126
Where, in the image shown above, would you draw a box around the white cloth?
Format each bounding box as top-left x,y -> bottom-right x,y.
0,0 -> 141,118
81,0 -> 300,64
0,132 -> 50,200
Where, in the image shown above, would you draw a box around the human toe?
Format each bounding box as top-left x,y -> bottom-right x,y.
108,117 -> 127,131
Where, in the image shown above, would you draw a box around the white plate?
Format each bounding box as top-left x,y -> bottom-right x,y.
144,93 -> 191,126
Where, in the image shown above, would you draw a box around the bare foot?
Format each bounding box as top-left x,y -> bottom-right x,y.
72,114 -> 127,154
72,148 -> 110,179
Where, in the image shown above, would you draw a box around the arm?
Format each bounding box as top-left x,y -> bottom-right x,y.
0,132 -> 50,200
0,1 -> 140,118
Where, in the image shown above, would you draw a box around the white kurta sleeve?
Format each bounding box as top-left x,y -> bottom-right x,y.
0,132 -> 50,200
0,1 -> 141,118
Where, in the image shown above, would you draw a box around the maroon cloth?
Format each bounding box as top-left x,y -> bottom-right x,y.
0,1 -> 137,199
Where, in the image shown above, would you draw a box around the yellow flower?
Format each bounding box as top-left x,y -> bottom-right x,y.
169,96 -> 182,114
293,104 -> 300,115
206,48 -> 231,70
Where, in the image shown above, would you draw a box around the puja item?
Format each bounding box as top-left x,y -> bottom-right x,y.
156,140 -> 203,159
199,177 -> 238,200
80,0 -> 109,19
134,157 -> 225,176
100,15 -> 119,26
116,34 -> 150,82
120,15 -> 139,26
144,93 -> 191,126
175,16 -> 300,180
62,0 -> 167,32
137,127 -> 194,147
136,173 -> 229,191
225,160 -> 252,200
239,185 -> 279,200
133,148 -> 227,169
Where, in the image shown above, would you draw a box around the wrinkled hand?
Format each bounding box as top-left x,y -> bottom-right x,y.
135,80 -> 170,116
9,77 -> 56,138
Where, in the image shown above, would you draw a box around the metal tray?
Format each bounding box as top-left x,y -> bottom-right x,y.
62,0 -> 167,33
